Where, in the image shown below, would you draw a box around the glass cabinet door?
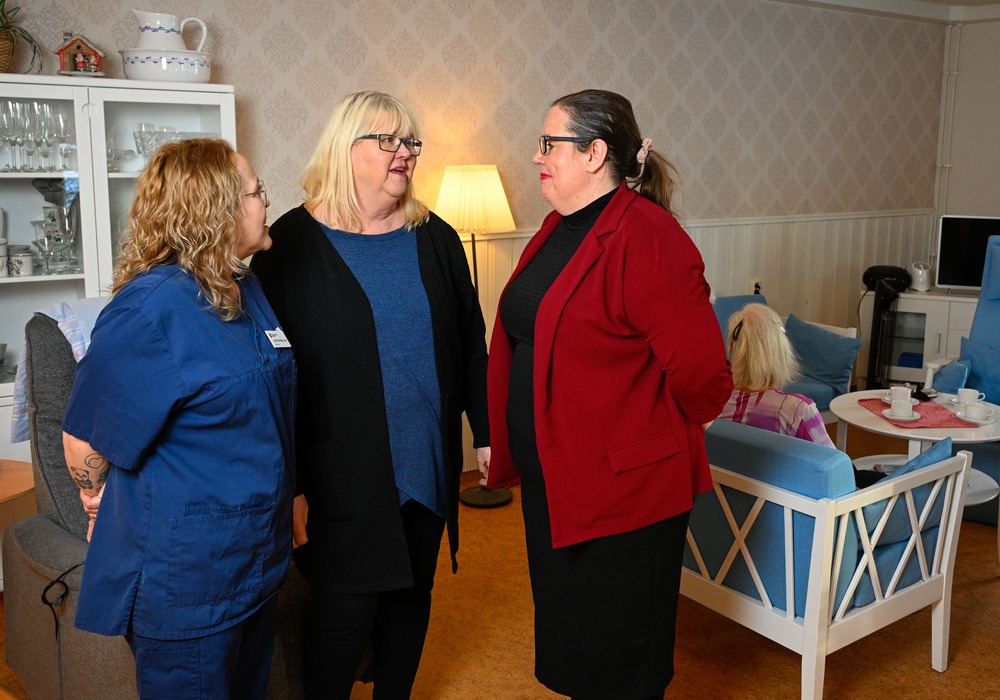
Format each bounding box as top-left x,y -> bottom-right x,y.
0,82 -> 92,400
88,87 -> 236,292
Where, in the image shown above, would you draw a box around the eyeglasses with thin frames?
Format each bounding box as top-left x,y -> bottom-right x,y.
242,179 -> 268,207
538,135 -> 593,155
357,133 -> 422,156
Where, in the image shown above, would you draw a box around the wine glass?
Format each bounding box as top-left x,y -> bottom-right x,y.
34,102 -> 55,172
106,134 -> 117,172
32,220 -> 59,275
54,108 -> 73,171
0,101 -> 14,172
10,101 -> 27,171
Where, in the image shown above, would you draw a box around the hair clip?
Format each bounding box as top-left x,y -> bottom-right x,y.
731,319 -> 744,343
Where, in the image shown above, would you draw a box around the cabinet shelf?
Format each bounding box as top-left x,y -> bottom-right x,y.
0,170 -> 80,179
0,273 -> 85,285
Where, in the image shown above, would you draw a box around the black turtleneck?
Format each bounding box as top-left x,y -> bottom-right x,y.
499,187 -> 616,477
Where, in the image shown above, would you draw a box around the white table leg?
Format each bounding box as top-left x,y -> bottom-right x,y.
836,418 -> 848,453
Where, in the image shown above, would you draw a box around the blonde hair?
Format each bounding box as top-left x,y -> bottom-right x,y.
728,303 -> 801,392
114,138 -> 245,321
302,90 -> 429,232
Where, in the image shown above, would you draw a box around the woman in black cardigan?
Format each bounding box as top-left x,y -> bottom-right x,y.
250,91 -> 490,699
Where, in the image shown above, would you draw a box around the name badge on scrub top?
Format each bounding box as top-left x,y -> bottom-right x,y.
266,329 -> 292,348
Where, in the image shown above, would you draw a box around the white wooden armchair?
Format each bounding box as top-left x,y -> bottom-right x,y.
684,420 -> 970,700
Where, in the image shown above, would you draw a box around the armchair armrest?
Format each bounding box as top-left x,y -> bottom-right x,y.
923,356 -> 960,392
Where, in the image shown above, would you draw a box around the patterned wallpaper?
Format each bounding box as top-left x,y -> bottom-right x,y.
13,0 -> 945,226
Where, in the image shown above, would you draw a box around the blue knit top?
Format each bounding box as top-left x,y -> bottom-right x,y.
323,224 -> 445,518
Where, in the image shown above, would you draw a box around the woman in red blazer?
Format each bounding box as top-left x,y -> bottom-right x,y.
485,90 -> 732,699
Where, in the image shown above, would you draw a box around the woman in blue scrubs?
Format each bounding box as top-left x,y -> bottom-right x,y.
62,138 -> 297,699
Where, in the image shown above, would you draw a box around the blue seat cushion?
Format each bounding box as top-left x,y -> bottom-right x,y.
785,314 -> 861,398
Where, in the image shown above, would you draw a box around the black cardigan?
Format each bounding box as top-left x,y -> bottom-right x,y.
250,206 -> 489,592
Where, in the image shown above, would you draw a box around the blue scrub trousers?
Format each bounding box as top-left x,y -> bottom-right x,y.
125,595 -> 277,699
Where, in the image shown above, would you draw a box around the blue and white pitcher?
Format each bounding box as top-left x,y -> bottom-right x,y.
132,9 -> 206,52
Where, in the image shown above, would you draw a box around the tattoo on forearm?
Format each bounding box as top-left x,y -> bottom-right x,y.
87,453 -> 110,489
69,452 -> 110,492
69,466 -> 93,490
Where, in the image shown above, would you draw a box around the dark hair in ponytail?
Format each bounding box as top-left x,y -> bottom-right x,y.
552,89 -> 680,214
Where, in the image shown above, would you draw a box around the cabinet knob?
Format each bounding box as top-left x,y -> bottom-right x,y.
82,102 -> 96,118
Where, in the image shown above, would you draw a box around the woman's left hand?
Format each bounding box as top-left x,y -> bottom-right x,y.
292,493 -> 309,549
476,446 -> 491,486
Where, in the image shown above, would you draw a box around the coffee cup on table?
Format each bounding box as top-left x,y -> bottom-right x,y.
965,402 -> 995,421
957,388 -> 986,406
890,398 -> 914,418
889,385 -> 912,403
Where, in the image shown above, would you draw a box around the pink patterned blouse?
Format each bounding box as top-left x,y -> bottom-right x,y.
720,389 -> 835,448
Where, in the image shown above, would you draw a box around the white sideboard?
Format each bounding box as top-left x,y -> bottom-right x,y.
0,74 -> 236,459
857,288 -> 979,388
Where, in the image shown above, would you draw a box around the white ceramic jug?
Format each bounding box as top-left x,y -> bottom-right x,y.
910,261 -> 931,292
132,9 -> 207,52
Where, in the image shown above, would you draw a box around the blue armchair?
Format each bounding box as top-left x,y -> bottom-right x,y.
925,234 -> 1000,525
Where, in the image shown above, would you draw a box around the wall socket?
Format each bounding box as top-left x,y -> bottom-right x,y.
749,278 -> 762,294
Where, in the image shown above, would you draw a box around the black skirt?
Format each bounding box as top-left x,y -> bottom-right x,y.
518,455 -> 690,700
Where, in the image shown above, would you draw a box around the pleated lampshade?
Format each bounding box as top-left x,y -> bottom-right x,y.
434,164 -> 515,234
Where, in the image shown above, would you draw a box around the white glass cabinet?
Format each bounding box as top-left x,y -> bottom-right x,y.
0,74 -> 235,458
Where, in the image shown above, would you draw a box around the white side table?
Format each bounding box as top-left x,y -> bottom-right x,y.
0,459 -> 36,591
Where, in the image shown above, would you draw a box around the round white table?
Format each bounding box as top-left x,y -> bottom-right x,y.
829,389 -> 1000,560
829,389 -> 1000,459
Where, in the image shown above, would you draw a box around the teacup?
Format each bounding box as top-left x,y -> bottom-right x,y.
958,388 -> 986,406
889,385 -> 911,403
7,251 -> 33,276
965,402 -> 995,421
890,398 -> 913,418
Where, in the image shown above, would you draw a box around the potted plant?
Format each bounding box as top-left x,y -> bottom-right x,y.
0,0 -> 41,73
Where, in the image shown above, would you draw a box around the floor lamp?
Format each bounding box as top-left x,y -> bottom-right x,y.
435,164 -> 515,508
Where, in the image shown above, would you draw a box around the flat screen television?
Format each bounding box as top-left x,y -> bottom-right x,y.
935,215 -> 1000,291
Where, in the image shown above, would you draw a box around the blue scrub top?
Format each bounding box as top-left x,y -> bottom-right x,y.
64,264 -> 297,640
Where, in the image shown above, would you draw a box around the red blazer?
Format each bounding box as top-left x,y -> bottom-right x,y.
486,183 -> 733,548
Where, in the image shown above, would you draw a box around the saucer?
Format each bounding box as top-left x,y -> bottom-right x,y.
882,408 -> 921,422
955,412 -> 996,425
882,395 -> 918,405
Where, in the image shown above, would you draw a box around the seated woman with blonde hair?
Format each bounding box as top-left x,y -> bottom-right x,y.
719,303 -> 834,447
720,304 -> 884,487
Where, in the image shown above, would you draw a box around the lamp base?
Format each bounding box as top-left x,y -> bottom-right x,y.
459,485 -> 513,508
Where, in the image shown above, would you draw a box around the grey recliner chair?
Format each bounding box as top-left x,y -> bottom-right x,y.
2,312 -> 311,699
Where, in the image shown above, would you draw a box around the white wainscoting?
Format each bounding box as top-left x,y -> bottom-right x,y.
458,208 -> 935,469
463,208 -> 935,338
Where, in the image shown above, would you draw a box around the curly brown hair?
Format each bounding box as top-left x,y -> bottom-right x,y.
113,138 -> 245,321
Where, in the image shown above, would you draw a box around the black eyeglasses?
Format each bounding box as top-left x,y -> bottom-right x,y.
357,134 -> 422,156
242,179 -> 268,207
538,135 -> 593,155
